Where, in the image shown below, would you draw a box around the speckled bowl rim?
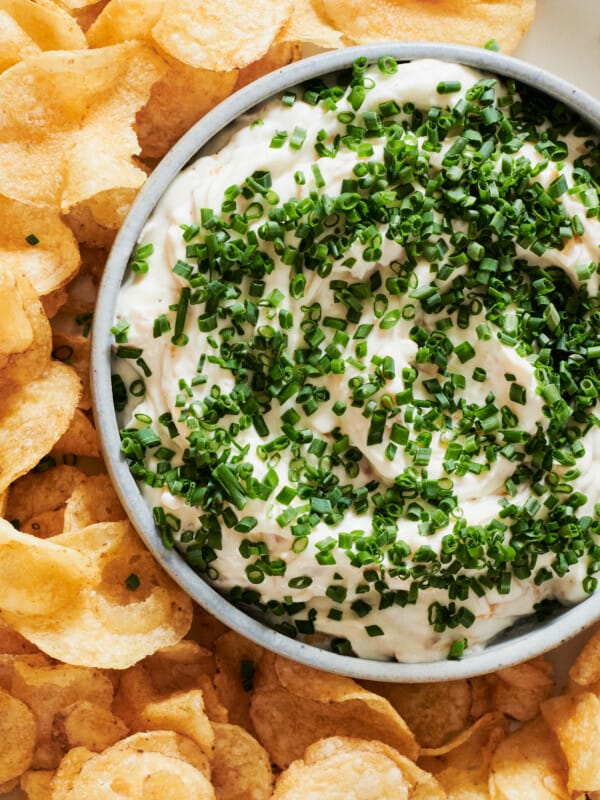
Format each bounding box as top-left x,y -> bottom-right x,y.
92,42 -> 600,682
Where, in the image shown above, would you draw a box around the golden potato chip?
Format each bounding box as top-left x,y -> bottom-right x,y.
214,630 -> 264,736
569,627 -> 600,687
0,43 -> 165,211
540,691 -> 600,793
52,701 -> 129,753
0,272 -> 52,387
490,716 -> 569,798
86,0 -> 165,46
136,58 -> 238,159
112,663 -> 154,730
279,0 -> 344,48
0,9 -> 40,72
41,287 -> 69,320
421,712 -> 507,799
211,722 -> 273,800
141,689 -> 215,757
0,654 -> 51,692
315,0 -> 535,52
0,687 -> 36,783
0,195 -> 80,296
6,463 -> 85,524
51,747 -> 97,800
72,0 -> 110,31
62,743 -> 215,799
0,264 -> 33,357
63,473 -> 125,531
3,521 -> 193,668
144,640 -> 216,690
190,605 -> 229,650
235,41 -> 300,91
363,678 -> 471,748
20,509 -> 66,539
0,519 -> 92,615
0,619 -> 40,656
250,655 -> 418,769
20,769 -> 55,800
273,736 -> 444,800
53,410 -> 100,459
0,361 -> 81,493
52,330 -> 91,409
10,662 -> 114,762
491,658 -> 554,721
152,0 -> 293,70
111,730 -> 211,779
0,0 -> 86,51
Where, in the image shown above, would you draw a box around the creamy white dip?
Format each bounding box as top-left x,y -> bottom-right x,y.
114,59 -> 600,662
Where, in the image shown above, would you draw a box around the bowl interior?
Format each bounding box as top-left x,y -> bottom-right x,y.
92,42 -> 600,682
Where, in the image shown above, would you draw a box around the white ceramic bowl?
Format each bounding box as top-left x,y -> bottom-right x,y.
92,42 -> 600,681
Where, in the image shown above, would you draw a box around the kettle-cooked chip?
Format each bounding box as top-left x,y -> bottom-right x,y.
315,0 -> 535,52
53,409 -> 100,459
86,0 -> 165,45
0,195 -> 80,297
6,463 -> 85,524
0,0 -> 86,52
151,0 -> 294,71
63,474 -> 125,531
3,522 -> 193,669
52,701 -> 129,753
0,361 -> 81,493
0,9 -> 40,72
279,0 -> 344,48
212,722 -> 273,800
0,688 -> 36,784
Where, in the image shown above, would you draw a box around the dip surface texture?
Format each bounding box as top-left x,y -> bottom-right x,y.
114,58 -> 600,662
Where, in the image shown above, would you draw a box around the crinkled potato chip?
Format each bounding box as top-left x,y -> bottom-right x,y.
0,361 -> 81,493
214,630 -> 264,736
490,716 -> 569,798
0,195 -> 80,296
60,743 -> 215,799
273,736 -> 444,799
0,687 -> 36,783
3,521 -> 193,668
0,272 -> 52,387
141,689 -> 215,757
362,678 -> 471,748
0,0 -> 86,52
52,701 -> 129,753
63,473 -> 125,531
0,9 -> 40,72
86,0 -> 165,45
51,746 -> 103,800
6,463 -> 85,524
0,519 -> 93,615
491,658 -> 554,721
540,691 -> 600,793
250,655 -> 418,769
0,43 -> 165,211
111,730 -> 211,779
152,0 -> 294,70
53,409 -> 100,459
0,265 -> 33,358
279,0 -> 344,48
315,0 -> 535,51
211,722 -> 273,800
20,769 -> 55,800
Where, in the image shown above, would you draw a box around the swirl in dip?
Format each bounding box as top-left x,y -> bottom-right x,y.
113,58 -> 600,662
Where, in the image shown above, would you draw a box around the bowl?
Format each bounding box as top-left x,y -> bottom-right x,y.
91,41 -> 600,682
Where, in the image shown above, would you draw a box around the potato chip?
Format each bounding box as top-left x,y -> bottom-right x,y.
6,463 -> 85,524
0,619 -> 40,656
490,716 -> 569,798
136,58 -> 238,159
211,722 -> 273,800
3,521 -> 193,668
0,264 -> 33,358
0,687 -> 36,783
0,654 -> 51,692
20,769 -> 55,800
0,361 -> 81,493
0,195 -> 80,296
63,473 -> 125,531
0,9 -> 40,72
141,689 -> 215,757
20,509 -> 66,539
363,678 -> 471,748
491,658 -> 554,721
570,626 -> 600,687
0,519 -> 93,615
0,43 -> 165,211
144,640 -> 216,690
61,742 -> 215,799
86,0 -> 165,45
52,330 -> 91,409
0,0 -> 86,51
315,0 -> 535,52
51,747 -> 100,800
250,655 -> 418,769
152,0 -> 293,71
273,736 -> 443,800
112,663 -> 154,730
190,605 -> 229,650
279,0 -> 344,48
53,410 -> 100,459
214,630 -> 264,736
111,730 -> 211,779
52,701 -> 129,753
234,41 -> 301,90
41,287 -> 69,320
72,0 -> 110,32
540,691 -> 600,793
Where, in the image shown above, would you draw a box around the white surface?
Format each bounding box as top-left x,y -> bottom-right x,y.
4,3 -> 600,798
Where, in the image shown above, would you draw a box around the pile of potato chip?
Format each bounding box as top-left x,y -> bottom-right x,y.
14,0 -> 600,798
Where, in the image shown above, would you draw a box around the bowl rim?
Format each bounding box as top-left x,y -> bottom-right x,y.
91,41 -> 600,682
